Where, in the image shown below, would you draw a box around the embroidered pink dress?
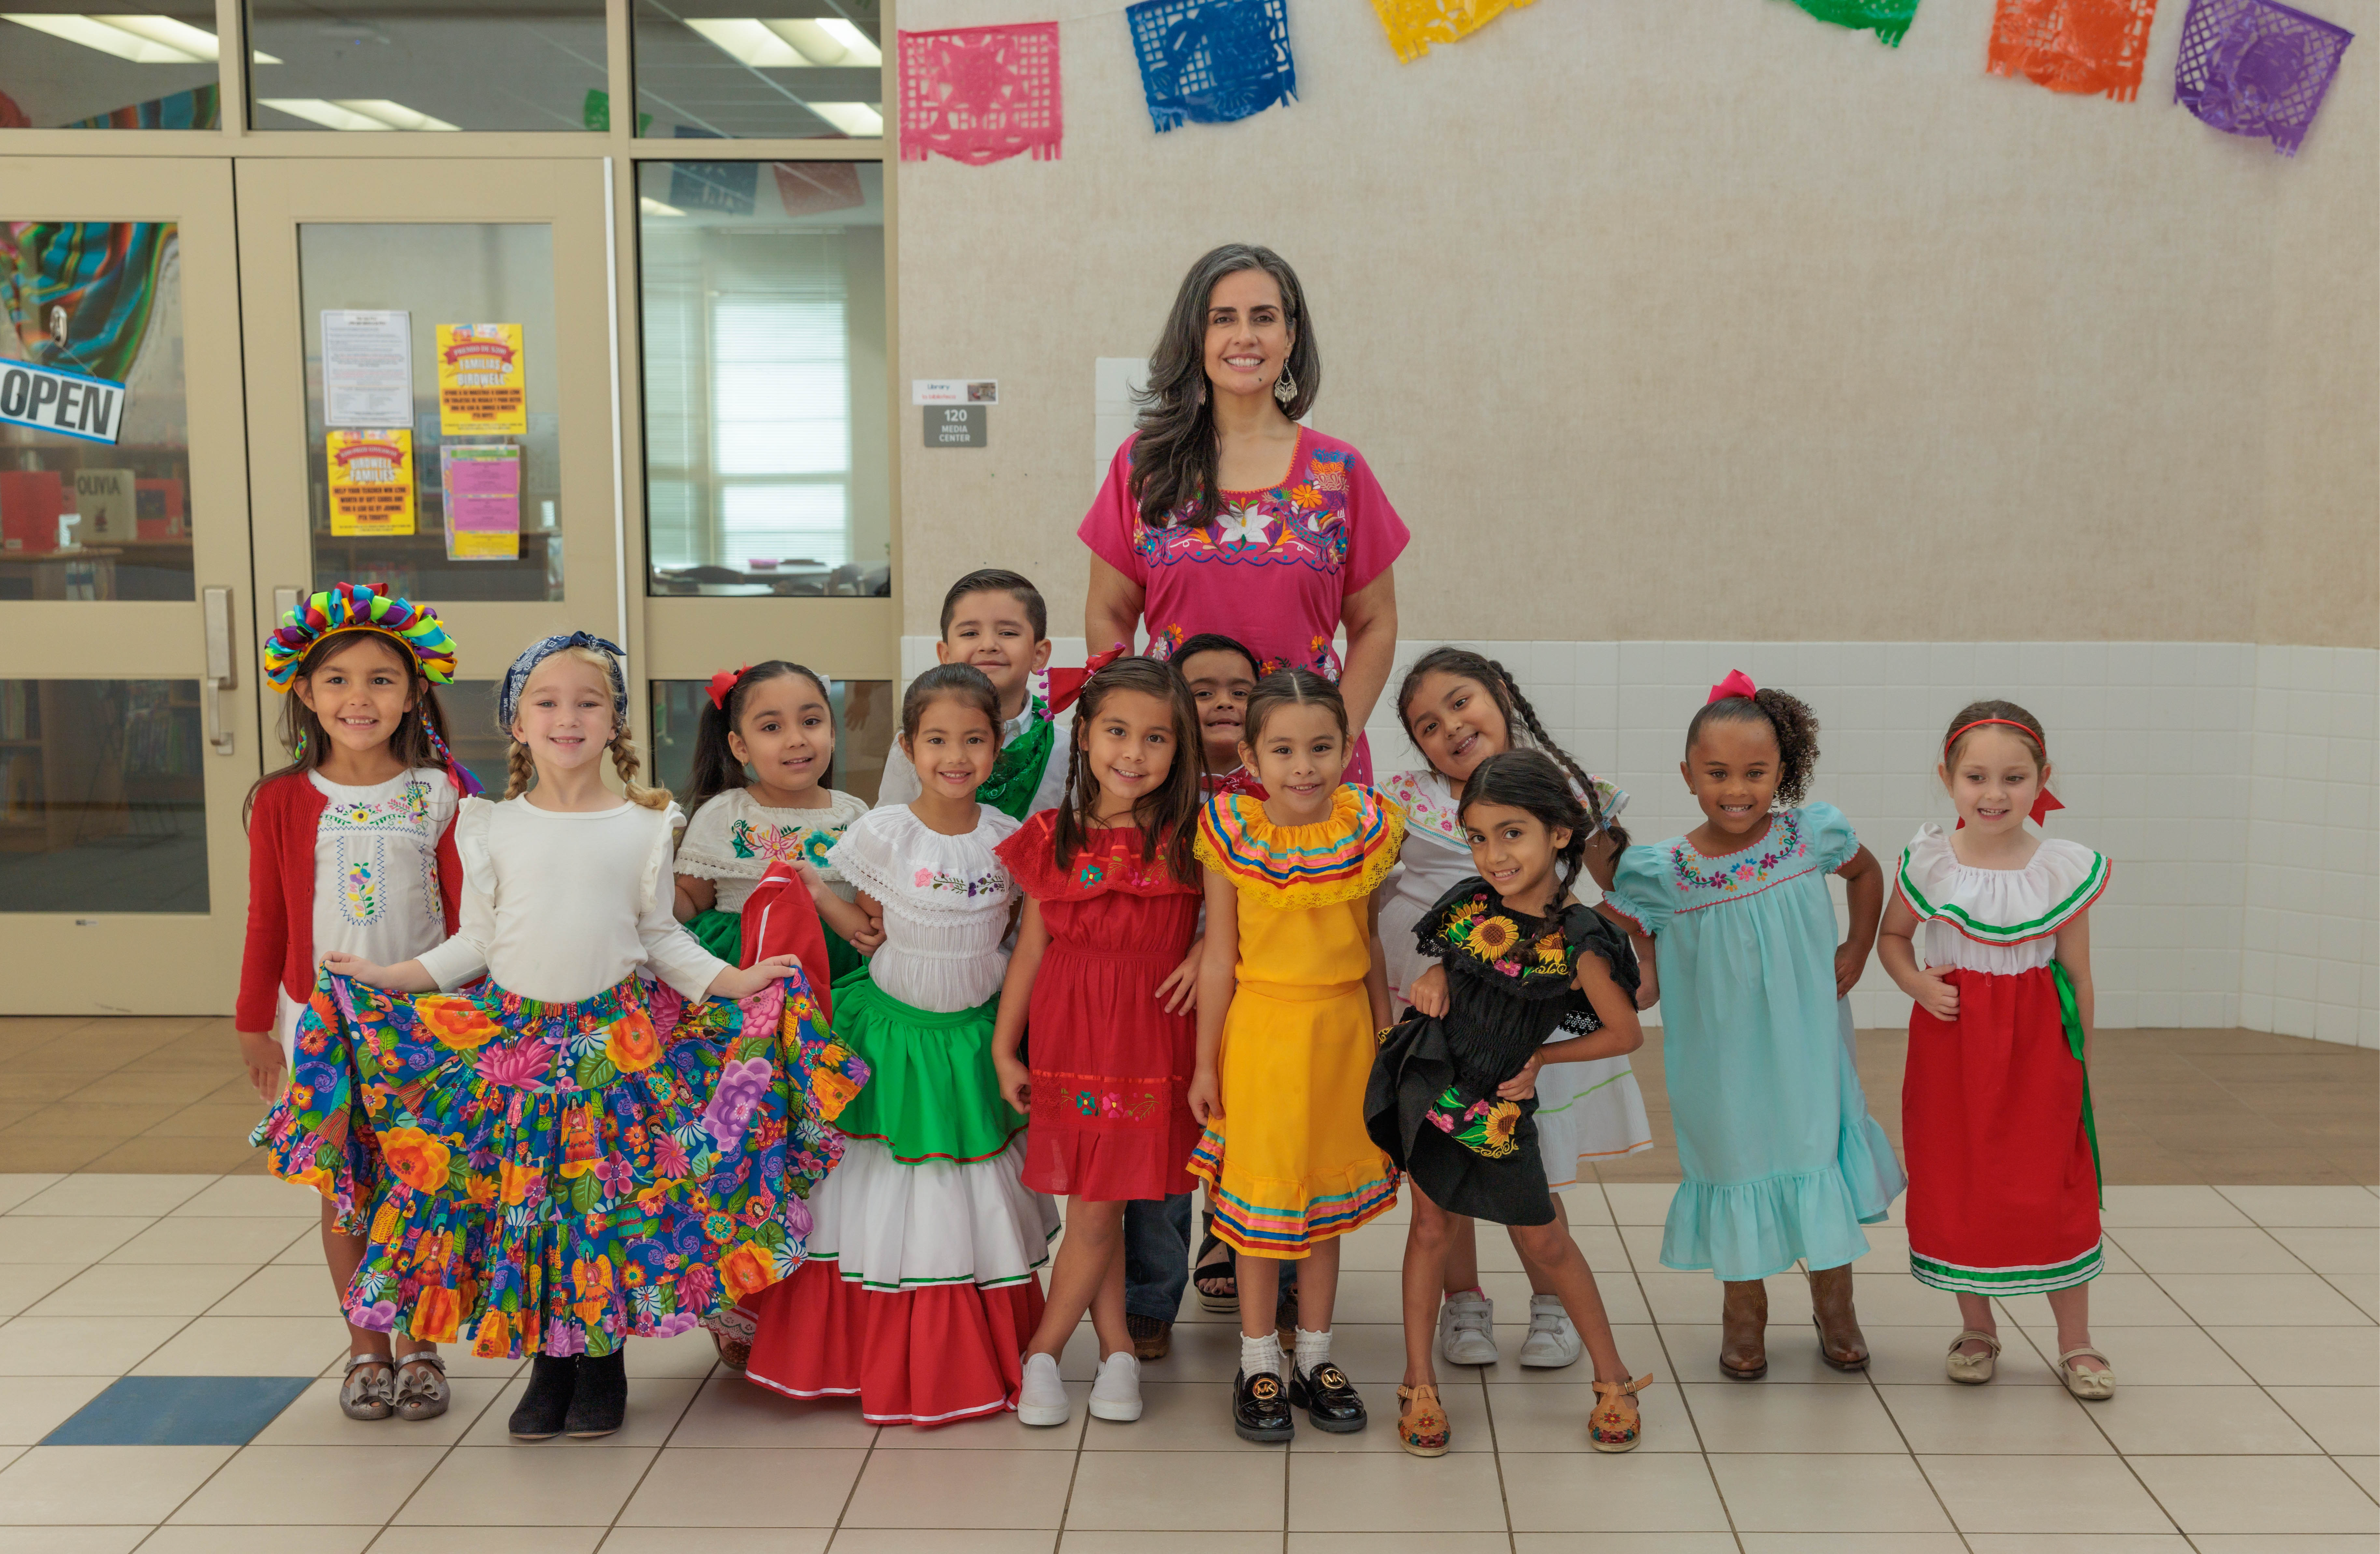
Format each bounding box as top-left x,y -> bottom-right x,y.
1078,426 -> 1408,783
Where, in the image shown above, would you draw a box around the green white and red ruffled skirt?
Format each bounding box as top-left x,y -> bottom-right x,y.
254,967 -> 867,1358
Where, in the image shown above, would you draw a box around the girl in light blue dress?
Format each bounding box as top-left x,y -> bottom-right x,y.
1599,672 -> 1903,1382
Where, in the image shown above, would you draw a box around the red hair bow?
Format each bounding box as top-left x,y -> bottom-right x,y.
1707,669 -> 1758,703
1049,643 -> 1127,714
707,664 -> 750,711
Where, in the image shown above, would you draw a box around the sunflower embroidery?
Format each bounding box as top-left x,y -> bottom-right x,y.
1466,915 -> 1521,962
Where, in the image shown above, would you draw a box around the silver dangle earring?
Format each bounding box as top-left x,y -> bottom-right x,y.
1273,368 -> 1297,406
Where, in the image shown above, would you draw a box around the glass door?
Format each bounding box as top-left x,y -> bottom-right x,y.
0,158 -> 259,1011
235,158 -> 625,787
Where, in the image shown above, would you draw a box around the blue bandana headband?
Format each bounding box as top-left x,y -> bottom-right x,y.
497,631 -> 628,737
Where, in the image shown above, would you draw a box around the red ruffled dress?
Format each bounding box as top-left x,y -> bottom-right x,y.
995,814 -> 1204,1201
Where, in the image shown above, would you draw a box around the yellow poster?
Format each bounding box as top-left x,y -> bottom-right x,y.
436,322 -> 527,436
326,428 -> 416,536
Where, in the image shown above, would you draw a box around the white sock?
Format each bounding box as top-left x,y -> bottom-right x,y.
1294,1326 -> 1331,1374
1240,1332 -> 1284,1379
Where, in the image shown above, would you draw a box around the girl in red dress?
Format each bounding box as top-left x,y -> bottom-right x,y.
993,656 -> 1207,1429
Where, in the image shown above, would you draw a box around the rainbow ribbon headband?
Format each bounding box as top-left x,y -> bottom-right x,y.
263,582 -> 459,692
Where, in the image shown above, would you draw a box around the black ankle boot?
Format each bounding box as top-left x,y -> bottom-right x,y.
564,1345 -> 628,1438
509,1354 -> 577,1439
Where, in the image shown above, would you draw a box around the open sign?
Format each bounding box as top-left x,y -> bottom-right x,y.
0,361 -> 126,445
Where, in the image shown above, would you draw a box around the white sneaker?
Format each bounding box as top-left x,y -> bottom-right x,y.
1017,1352 -> 1071,1426
1088,1351 -> 1143,1422
1437,1290 -> 1497,1366
1517,1293 -> 1584,1369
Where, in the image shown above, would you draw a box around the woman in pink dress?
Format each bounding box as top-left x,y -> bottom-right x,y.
1081,243 -> 1405,785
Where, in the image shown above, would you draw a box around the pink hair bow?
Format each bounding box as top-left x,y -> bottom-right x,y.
1707,669 -> 1758,704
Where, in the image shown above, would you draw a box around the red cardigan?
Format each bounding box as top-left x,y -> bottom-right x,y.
238,769 -> 465,1033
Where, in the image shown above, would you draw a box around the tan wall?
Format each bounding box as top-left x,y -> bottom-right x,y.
895,0 -> 2378,648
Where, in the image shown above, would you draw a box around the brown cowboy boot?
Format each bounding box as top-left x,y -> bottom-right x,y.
1808,1264 -> 1870,1371
1718,1279 -> 1768,1379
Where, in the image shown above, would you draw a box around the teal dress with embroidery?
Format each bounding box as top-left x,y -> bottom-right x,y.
1603,803 -> 1905,1280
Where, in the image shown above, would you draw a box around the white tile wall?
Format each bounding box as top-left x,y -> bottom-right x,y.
899,635 -> 2379,1046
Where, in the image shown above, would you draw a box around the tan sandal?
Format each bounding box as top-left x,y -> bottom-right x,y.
1588,1371 -> 1654,1453
1396,1383 -> 1450,1457
1946,1329 -> 2001,1385
2057,1345 -> 2116,1400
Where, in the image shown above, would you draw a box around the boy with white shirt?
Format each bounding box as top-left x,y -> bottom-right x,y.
875,568 -> 1073,820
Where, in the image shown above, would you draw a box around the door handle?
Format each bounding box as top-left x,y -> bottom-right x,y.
202,584 -> 236,756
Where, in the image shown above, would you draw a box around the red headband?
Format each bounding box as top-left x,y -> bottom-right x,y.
1945,718 -> 2064,826
707,664 -> 750,711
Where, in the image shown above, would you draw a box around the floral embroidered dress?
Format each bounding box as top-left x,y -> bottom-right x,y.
676,785 -> 871,985
994,812 -> 1204,1202
1896,825 -> 2111,1296
253,796 -> 865,1360
1190,785 -> 1404,1257
740,802 -> 1063,1427
284,767 -> 460,1058
1078,427 -> 1409,784
1366,878 -> 1641,1226
1603,804 -> 1905,1281
1378,766 -> 1652,1183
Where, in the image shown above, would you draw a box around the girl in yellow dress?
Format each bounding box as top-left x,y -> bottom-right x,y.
1189,668 -> 1404,1444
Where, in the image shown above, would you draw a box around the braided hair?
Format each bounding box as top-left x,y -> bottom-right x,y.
1456,749 -> 1593,898
1686,685 -> 1821,809
1395,646 -> 1628,849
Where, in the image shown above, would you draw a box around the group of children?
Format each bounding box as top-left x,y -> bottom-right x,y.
236,566 -> 2114,1457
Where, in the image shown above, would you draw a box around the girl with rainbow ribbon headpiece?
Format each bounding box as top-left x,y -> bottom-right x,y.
237,582 -> 478,1423
253,627 -> 868,1442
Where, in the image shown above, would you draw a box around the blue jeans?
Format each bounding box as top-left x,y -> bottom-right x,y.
1123,1192 -> 1191,1323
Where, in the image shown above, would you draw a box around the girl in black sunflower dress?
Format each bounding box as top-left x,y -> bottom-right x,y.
1365,750 -> 1656,1457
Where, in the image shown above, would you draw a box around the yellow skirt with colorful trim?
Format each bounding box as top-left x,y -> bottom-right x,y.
1190,976 -> 1400,1259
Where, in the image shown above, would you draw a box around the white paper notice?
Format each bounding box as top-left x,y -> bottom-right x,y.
321,309 -> 414,429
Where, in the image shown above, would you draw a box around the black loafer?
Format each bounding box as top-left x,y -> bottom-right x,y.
508,1354 -> 577,1440
1232,1367 -> 1294,1444
563,1346 -> 627,1438
1289,1362 -> 1367,1433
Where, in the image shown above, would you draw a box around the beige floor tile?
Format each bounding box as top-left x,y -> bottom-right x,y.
101,1216 -> 313,1267
1476,1323 -> 1663,1385
249,1375 -> 505,1447
368,1531 -> 599,1554
1079,1380 -> 1288,1454
2329,1273 -> 2379,1319
1479,1380 -> 1692,1452
2269,1385 -> 2380,1455
621,1326 -> 723,1379
2269,1226 -> 2380,1276
1067,1448 -> 1282,1531
1961,1538 -> 2191,1553
166,1176 -> 322,1220
1333,1223 -> 1416,1272
1035,1537 -> 1204,1554
1503,1451 -> 1730,1532
2109,1227 -> 2312,1274
2029,1324 -> 2249,1385
206,1265 -> 344,1318
1652,1324 -> 1871,1385
0,1444 -> 233,1522
617,1445 -> 864,1525
2334,1455 -> 2378,1499
2127,1455 -> 2380,1534
0,1217 -> 151,1265
666,1376 -> 880,1448
27,1262 -> 252,1318
2153,1274 -> 2374,1327
2103,1185 -> 2256,1227
2209,1323 -> 2380,1380
1292,1535 -> 1516,1554
1732,1539 -> 1967,1554
1832,1270 -> 1991,1325
0,1176 -> 67,1214
0,1314 -> 178,1375
131,1316 -> 351,1377
2187,1538 -> 2380,1554
2218,1187 -> 2380,1227
1286,1452 -> 1507,1532
1680,1381 -> 1905,1453
843,1447 -> 1078,1529
1709,1453 -> 1954,1533
1063,1316 -> 1238,1386
0,1375 -> 110,1444
1920,1453 -> 2176,1533
1601,1184 -> 1678,1225
135,1530 -> 376,1554
1877,1381 -> 2113,1453
2091,1383 -> 2323,1453
1311,1323 -> 1440,1385
393,1444 -> 654,1525
168,1443 -> 444,1525
1516,1536 -> 1741,1554
1995,1275 -> 2196,1329
0,1265 -> 82,1317
1636,1271 -> 1734,1325
459,1374 -> 698,1448
8,1174 -> 215,1218
1325,1269 -> 1417,1325
603,1532 -> 831,1554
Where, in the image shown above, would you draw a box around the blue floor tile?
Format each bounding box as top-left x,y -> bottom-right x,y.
43,1376 -> 315,1446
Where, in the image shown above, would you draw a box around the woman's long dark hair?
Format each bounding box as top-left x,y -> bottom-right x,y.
1128,243 -> 1320,531
1457,749 -> 1593,899
1054,656 -> 1204,885
242,631 -> 456,826
681,660 -> 835,822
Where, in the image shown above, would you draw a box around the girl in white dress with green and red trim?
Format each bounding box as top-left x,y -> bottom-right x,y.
1880,699 -> 2115,1400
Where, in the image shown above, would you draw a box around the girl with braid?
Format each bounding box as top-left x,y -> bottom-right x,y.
1377,647 -> 1651,1372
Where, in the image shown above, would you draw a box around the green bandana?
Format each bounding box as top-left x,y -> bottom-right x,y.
976,696 -> 1056,820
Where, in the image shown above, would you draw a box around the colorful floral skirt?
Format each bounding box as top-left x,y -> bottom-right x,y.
254,968 -> 867,1357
